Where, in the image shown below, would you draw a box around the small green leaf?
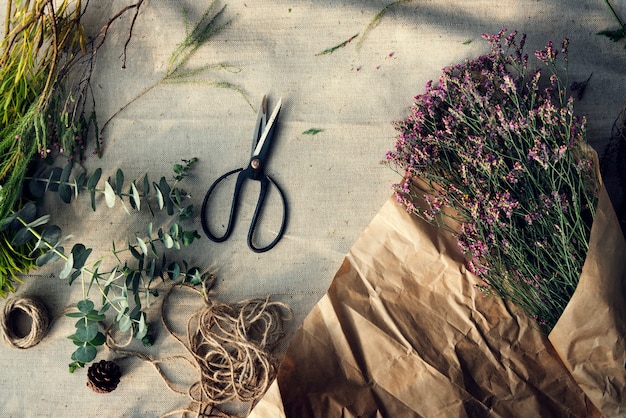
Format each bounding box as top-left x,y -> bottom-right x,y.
26,215 -> 51,229
170,223 -> 179,239
60,253 -> 74,280
130,182 -> 141,211
143,174 -> 150,195
98,302 -> 111,315
147,258 -> 156,280
159,177 -> 174,215
37,247 -> 62,266
89,332 -> 106,346
71,244 -> 92,270
68,270 -> 81,285
87,168 -> 102,190
28,170 -> 47,198
116,306 -> 129,322
35,226 -> 62,249
136,237 -> 148,255
153,183 -> 165,210
109,296 -> 128,307
66,311 -> 86,318
11,227 -> 34,246
68,334 -> 84,346
178,205 -> 194,220
182,230 -> 201,246
71,345 -> 97,364
118,315 -> 133,332
135,313 -> 147,340
103,268 -> 118,287
87,168 -> 101,211
188,268 -> 204,285
17,203 -> 37,224
58,164 -> 73,203
85,312 -> 106,322
77,299 -> 95,313
169,262 -> 181,281
302,128 -> 324,135
104,180 -> 116,208
68,361 -> 84,373
115,169 -> 124,196
59,183 -> 73,203
0,213 -> 17,231
162,232 -> 174,249
129,244 -> 142,261
75,323 -> 99,342
75,172 -> 87,190
47,167 -> 62,192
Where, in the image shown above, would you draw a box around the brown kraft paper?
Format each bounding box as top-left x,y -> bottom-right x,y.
251,186 -> 624,417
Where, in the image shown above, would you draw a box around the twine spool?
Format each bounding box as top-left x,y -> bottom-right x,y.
1,296 -> 50,349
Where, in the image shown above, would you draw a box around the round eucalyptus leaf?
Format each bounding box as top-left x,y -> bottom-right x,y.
11,227 -> 34,246
75,323 -> 99,342
47,167 -> 62,192
35,246 -> 63,267
71,345 -> 97,364
77,299 -> 95,314
38,225 -> 62,248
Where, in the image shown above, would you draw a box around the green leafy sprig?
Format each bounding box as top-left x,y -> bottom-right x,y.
27,158 -> 197,220
100,1 -> 249,134
598,0 -> 626,47
2,159 -> 206,371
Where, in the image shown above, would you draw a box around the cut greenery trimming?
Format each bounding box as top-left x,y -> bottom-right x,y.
0,0 -> 90,222
598,0 -> 626,47
386,30 -> 599,332
2,159 -> 206,371
316,33 -> 359,56
100,0 -> 249,133
0,0 -> 150,295
302,128 -> 324,135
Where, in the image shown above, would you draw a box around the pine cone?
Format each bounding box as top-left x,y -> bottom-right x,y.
86,360 -> 121,393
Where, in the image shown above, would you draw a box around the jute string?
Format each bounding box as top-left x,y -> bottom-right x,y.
108,278 -> 292,417
0,295 -> 50,349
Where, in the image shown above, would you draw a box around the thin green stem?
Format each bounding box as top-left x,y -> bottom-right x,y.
604,0 -> 625,28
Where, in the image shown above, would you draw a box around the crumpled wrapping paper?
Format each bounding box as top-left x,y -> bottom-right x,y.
251,185 -> 625,417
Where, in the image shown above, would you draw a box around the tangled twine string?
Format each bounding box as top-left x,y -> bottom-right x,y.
1,296 -> 50,349
186,295 -> 288,406
108,279 -> 292,417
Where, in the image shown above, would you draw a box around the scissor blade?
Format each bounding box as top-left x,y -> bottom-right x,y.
251,96 -> 268,155
252,97 -> 282,158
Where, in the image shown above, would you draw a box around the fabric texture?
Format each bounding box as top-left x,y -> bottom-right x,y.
1,0 -> 625,416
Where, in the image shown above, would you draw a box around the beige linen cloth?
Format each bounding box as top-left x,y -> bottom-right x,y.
1,0 -> 626,416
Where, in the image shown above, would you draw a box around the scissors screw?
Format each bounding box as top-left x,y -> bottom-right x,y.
250,158 -> 261,169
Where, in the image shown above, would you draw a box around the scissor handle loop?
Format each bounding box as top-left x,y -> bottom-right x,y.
200,168 -> 288,253
200,167 -> 244,243
248,174 -> 288,253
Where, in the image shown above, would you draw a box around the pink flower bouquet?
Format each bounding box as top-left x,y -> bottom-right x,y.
386,30 -> 599,331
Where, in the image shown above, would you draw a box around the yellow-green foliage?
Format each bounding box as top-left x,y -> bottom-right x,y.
0,0 -> 86,220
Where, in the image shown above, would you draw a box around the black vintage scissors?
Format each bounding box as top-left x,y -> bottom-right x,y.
200,95 -> 288,253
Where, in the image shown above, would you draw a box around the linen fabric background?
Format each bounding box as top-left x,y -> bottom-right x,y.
0,0 -> 624,416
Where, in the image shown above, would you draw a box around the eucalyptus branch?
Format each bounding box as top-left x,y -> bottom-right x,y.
26,158 -> 198,219
6,159 -> 206,371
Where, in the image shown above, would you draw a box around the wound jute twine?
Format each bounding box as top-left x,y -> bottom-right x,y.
108,277 -> 292,417
1,295 -> 50,349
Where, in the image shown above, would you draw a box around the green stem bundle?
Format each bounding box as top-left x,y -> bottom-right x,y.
0,0 -> 86,221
